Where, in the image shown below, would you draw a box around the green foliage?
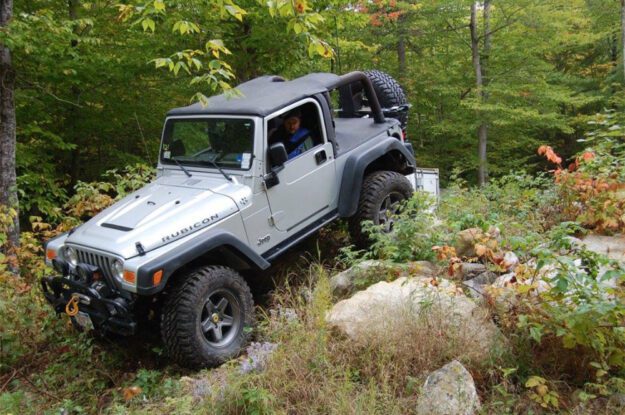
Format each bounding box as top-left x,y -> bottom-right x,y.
516,225 -> 625,383
366,191 -> 442,262
236,386 -> 276,415
333,0 -> 623,184
438,170 -> 562,259
0,168 -> 165,415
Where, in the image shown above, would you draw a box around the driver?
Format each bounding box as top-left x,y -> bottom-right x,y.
270,110 -> 313,159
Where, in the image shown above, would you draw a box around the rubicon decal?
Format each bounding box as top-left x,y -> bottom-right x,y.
161,214 -> 219,243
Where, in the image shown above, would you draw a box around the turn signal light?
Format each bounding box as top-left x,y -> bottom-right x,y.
46,249 -> 57,260
153,270 -> 163,286
123,270 -> 136,284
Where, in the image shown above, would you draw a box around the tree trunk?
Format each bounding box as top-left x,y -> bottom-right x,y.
480,0 -> 491,185
482,0 -> 491,90
397,36 -> 406,75
621,0 -> 625,82
470,2 -> 488,186
68,0 -> 82,186
0,0 -> 19,274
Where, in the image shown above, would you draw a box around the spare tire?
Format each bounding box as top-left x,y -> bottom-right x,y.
364,70 -> 408,125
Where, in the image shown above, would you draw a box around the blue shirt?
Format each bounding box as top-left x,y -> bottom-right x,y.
287,128 -> 311,159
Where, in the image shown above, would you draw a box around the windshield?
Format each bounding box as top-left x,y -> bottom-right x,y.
161,118 -> 254,170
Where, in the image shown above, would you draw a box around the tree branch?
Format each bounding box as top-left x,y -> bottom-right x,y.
16,76 -> 83,108
444,19 -> 472,49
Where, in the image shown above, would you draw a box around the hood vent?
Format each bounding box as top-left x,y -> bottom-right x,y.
101,223 -> 133,232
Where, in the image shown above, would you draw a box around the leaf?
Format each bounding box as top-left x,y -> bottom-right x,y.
529,325 -> 543,343
141,18 -> 155,32
153,0 -> 165,12
525,376 -> 545,388
537,145 -> 562,165
474,243 -> 488,257
122,386 -> 142,401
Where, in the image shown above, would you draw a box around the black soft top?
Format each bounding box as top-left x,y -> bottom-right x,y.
167,73 -> 341,118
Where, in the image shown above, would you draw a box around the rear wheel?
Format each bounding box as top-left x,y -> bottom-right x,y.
349,171 -> 413,248
161,265 -> 254,368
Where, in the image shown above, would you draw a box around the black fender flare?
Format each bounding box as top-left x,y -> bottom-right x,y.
338,137 -> 416,218
135,231 -> 270,295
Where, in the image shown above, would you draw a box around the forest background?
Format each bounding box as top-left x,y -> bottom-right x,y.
1,0 -> 624,233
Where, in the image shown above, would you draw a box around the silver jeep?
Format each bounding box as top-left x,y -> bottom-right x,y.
42,71 -> 438,367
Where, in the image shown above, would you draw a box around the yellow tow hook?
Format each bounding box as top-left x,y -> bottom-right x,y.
65,295 -> 80,317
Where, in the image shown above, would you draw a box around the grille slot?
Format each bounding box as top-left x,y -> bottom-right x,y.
75,248 -> 115,281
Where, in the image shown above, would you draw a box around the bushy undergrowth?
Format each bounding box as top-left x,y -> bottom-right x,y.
1,142 -> 625,413
541,111 -> 625,233
184,266 -> 504,415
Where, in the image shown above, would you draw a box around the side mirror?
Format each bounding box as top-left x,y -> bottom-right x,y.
268,142 -> 288,169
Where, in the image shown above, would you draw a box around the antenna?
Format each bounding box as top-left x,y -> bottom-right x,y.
334,15 -> 342,74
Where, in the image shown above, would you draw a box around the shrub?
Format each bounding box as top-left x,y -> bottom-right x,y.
487,223 -> 625,397
539,110 -> 625,233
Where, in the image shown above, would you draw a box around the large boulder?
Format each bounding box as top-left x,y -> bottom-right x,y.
326,277 -> 499,355
330,260 -> 384,297
581,234 -> 625,262
415,360 -> 480,415
330,260 -> 439,297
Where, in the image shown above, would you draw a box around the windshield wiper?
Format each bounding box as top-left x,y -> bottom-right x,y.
205,154 -> 232,182
171,156 -> 192,178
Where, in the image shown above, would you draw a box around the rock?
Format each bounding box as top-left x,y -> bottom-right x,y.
502,251 -> 519,271
455,228 -> 483,257
454,227 -> 499,258
415,360 -> 480,415
457,262 -> 487,280
564,236 -> 585,252
608,392 -> 625,409
491,273 -> 516,288
240,342 -> 278,374
487,271 -> 553,314
329,260 -> 385,297
326,277 -> 499,355
581,234 -> 625,262
330,260 -> 439,297
407,260 -> 440,278
463,271 -> 498,299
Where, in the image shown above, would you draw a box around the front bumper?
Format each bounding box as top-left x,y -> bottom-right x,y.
41,276 -> 137,336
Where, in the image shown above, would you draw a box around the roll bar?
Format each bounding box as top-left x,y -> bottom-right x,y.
329,71 -> 386,124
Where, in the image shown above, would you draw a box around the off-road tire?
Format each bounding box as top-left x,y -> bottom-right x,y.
161,265 -> 254,368
349,171 -> 413,248
364,70 -> 408,124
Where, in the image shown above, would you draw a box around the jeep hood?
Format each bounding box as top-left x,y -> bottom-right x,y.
65,175 -> 250,259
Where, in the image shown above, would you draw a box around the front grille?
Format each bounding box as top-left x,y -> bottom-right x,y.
74,248 -> 116,281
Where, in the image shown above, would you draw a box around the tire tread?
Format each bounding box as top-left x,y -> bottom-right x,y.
161,265 -> 254,368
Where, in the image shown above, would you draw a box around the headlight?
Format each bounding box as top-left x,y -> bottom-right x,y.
111,259 -> 124,280
64,246 -> 78,266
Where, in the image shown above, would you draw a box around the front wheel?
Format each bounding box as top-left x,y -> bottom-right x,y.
349,171 -> 413,248
161,265 -> 254,368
